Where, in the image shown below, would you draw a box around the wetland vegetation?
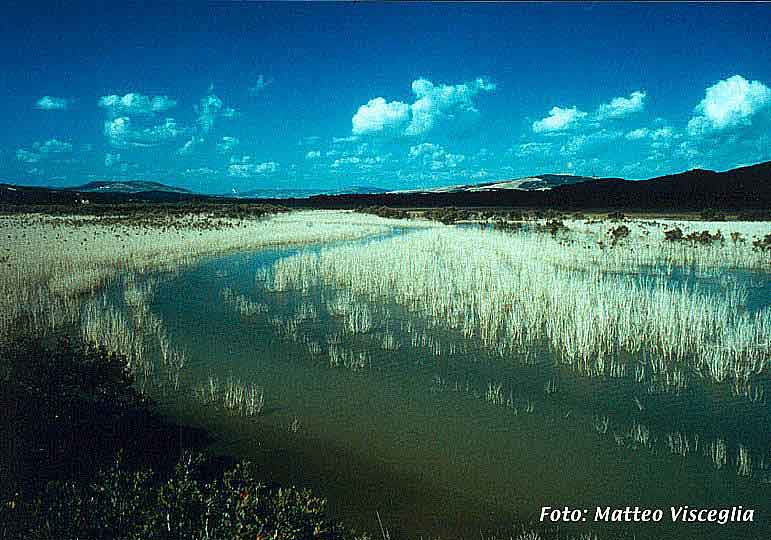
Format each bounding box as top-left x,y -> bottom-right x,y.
1,205 -> 769,539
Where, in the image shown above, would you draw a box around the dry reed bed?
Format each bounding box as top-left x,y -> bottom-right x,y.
0,210 -> 432,344
544,218 -> 769,271
264,224 -> 770,396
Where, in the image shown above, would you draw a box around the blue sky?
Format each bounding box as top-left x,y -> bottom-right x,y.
1,2 -> 770,193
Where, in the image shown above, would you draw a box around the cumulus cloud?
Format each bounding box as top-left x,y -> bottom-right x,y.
104,116 -> 183,148
227,156 -> 279,178
596,91 -> 646,120
305,150 -> 321,160
177,136 -> 203,156
183,167 -> 216,177
625,126 -> 675,143
217,136 -> 240,154
351,77 -> 495,137
35,96 -> 70,110
560,130 -> 622,155
352,98 -> 410,135
16,138 -> 74,163
330,155 -> 387,170
405,77 -> 495,136
687,75 -> 771,134
532,106 -> 587,133
330,156 -> 361,168
99,93 -> 177,116
196,90 -> 238,134
16,149 -> 40,163
514,142 -> 553,156
197,94 -> 223,133
625,128 -> 649,140
408,142 -> 465,170
34,139 -> 73,154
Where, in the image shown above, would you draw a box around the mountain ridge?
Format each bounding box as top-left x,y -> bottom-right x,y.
1,161 -> 769,209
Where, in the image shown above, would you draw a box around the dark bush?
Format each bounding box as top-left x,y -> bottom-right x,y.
752,233 -> 771,251
4,453 -> 366,540
535,219 -> 568,236
608,225 -> 630,245
664,227 -> 684,241
685,230 -> 723,244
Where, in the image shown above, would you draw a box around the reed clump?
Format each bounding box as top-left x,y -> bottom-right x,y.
196,373 -> 265,417
263,222 -> 770,398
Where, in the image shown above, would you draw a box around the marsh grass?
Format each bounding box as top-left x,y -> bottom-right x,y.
1,210 -> 422,349
263,223 -> 770,399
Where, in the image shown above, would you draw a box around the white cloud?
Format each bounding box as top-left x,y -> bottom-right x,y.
330,156 -> 361,168
405,77 -> 495,136
330,154 -> 388,170
625,126 -> 675,143
514,142 -> 553,156
352,98 -> 410,135
688,75 -> 771,134
16,149 -> 40,163
33,139 -> 73,154
532,106 -> 587,133
16,138 -> 73,163
197,94 -> 223,133
35,96 -> 70,110
99,93 -> 177,116
217,136 -> 240,154
104,116 -> 183,148
625,128 -> 649,140
351,77 -> 495,137
227,156 -> 279,178
560,130 -> 622,155
183,167 -> 216,177
177,137 -> 203,156
305,150 -> 321,160
408,142 -> 465,170
596,91 -> 646,120
195,90 -> 238,134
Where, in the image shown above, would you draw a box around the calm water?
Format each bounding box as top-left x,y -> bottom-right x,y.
126,236 -> 769,539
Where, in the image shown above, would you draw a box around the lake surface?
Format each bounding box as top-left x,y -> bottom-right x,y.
122,233 -> 769,539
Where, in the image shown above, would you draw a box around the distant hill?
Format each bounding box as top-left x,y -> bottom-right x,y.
0,182 -> 207,205
297,162 -> 771,210
549,162 -> 771,209
391,174 -> 596,194
2,162 -> 769,209
73,180 -> 192,194
230,185 -> 388,199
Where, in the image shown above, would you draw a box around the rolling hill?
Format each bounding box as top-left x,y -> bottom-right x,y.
1,162 -> 769,210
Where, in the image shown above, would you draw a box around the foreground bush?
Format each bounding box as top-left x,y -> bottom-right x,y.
4,453 -> 366,540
